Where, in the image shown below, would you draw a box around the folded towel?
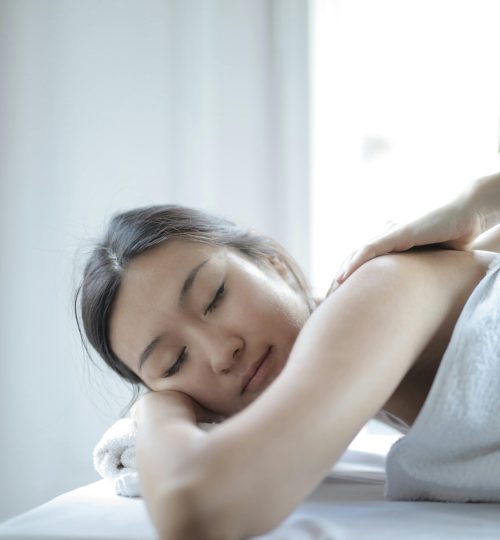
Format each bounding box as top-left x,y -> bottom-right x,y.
92,418 -> 218,497
384,253 -> 500,502
93,418 -> 139,497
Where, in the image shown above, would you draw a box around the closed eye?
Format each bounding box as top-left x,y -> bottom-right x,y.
162,346 -> 186,378
205,282 -> 225,315
161,282 -> 226,378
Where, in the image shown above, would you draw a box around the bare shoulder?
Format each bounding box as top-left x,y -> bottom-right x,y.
347,247 -> 499,338
328,246 -> 497,311
320,247 -> 498,385
366,247 -> 498,299
356,245 -> 497,274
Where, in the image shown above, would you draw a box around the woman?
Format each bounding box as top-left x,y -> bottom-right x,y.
76,172 -> 500,539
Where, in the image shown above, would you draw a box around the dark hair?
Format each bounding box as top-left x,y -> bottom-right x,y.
74,205 -> 317,417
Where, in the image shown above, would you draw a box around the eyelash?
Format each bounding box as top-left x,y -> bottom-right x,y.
161,282 -> 226,378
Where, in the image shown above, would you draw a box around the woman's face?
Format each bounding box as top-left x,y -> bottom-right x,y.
109,240 -> 311,417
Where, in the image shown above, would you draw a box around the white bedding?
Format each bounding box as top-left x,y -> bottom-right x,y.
3,421 -> 500,539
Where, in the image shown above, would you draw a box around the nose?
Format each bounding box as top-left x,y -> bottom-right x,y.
198,328 -> 244,374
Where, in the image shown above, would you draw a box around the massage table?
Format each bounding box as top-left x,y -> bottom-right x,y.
2,420 -> 500,539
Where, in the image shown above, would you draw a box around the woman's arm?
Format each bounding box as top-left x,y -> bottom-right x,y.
134,390 -> 224,537
139,250 -> 466,539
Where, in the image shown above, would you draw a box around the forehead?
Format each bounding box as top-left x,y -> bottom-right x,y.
109,240 -> 219,336
121,239 -> 220,285
116,239 -> 266,292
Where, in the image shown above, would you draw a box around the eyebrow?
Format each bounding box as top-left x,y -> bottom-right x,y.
137,257 -> 211,373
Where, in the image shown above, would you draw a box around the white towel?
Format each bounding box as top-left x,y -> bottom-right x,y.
93,418 -> 140,497
92,418 -> 218,497
385,253 -> 500,502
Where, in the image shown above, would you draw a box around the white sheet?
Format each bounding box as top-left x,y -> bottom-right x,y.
2,422 -> 500,539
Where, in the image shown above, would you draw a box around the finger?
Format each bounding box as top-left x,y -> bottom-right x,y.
337,228 -> 411,281
328,250 -> 358,295
337,244 -> 378,281
335,226 -> 397,279
326,277 -> 342,296
333,249 -> 358,282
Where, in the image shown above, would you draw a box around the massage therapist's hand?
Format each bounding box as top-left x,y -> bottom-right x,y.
130,390 -> 226,425
327,179 -> 490,296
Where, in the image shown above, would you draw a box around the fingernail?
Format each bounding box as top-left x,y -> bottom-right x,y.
328,280 -> 340,295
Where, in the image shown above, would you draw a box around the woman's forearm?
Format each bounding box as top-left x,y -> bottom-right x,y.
134,392 -> 210,539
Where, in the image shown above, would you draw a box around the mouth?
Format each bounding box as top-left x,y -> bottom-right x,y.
241,346 -> 273,395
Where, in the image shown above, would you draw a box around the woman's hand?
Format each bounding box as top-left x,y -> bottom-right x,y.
327,184 -> 487,296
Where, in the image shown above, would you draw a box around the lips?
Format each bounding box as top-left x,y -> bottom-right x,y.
241,346 -> 272,395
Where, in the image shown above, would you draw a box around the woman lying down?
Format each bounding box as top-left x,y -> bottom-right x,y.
75,171 -> 500,539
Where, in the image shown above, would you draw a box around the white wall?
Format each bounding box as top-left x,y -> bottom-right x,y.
310,0 -> 500,296
0,0 -> 310,521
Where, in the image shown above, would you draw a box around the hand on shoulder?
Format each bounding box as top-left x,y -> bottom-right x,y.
327,171 -> 500,296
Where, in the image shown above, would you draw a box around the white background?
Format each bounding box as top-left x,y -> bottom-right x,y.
0,0 -> 309,521
310,0 -> 500,295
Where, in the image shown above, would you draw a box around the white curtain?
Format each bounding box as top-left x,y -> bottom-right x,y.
0,0 -> 310,521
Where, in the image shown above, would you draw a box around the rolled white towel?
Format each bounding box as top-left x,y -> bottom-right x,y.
92,418 -> 217,497
92,418 -> 139,497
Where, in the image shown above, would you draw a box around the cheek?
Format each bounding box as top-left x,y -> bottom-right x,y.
262,285 -> 309,333
242,288 -> 307,360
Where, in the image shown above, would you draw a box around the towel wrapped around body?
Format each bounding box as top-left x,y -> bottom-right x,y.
385,253 -> 500,502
